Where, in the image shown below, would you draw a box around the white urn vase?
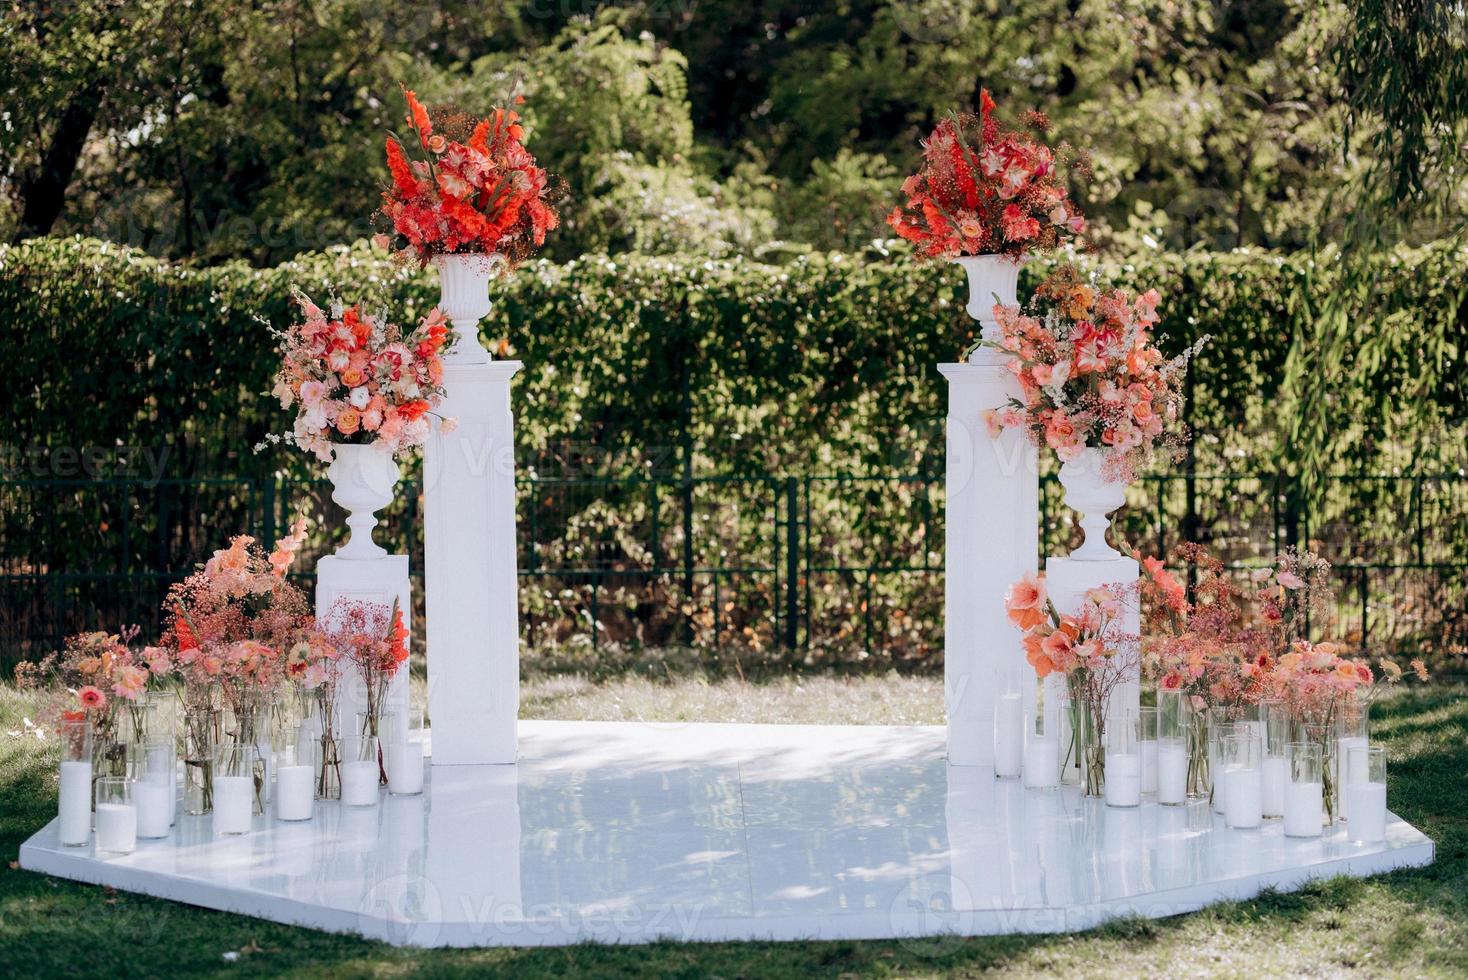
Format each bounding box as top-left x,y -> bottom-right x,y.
1057,447 -> 1128,562
327,444 -> 400,560
954,253 -> 1024,345
434,252 -> 503,363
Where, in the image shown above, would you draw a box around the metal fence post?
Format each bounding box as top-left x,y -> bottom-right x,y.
784,476 -> 799,650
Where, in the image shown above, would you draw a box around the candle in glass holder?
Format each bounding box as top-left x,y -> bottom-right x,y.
1105,710 -> 1142,808
57,718 -> 93,847
95,777 -> 137,854
135,779 -> 171,840
994,690 -> 1023,779
341,735 -> 380,807
1223,731 -> 1263,829
146,691 -> 180,826
274,738 -> 317,822
1284,742 -> 1324,838
386,740 -> 425,796
1157,696 -> 1191,807
135,736 -> 174,839
1346,745 -> 1387,843
1138,706 -> 1159,796
1023,704 -> 1059,790
1337,735 -> 1369,821
1209,716 -> 1238,814
213,745 -> 257,836
1156,738 -> 1189,806
385,706 -> 426,796
1260,699 -> 1287,818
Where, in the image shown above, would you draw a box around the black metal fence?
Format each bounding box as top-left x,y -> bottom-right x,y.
2,471 -> 1464,669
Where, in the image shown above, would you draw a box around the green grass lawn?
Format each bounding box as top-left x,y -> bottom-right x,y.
1,670 -> 1463,979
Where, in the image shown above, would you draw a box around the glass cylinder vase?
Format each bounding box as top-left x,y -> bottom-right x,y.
182,708 -> 222,815
1069,683 -> 1106,798
1336,696 -> 1371,823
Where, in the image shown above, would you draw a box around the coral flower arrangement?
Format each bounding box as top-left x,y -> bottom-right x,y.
1004,572 -> 1139,795
267,291 -> 456,462
377,88 -> 561,266
887,89 -> 1085,260
983,265 -> 1204,480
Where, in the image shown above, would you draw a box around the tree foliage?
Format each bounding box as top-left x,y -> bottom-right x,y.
4,1 -> 1463,261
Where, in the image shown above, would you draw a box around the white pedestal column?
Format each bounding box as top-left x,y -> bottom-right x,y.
1043,555 -> 1141,739
316,554 -> 412,734
940,359 -> 1039,767
423,360 -> 522,765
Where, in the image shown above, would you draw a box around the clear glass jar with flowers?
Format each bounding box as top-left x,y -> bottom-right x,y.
1005,573 -> 1138,797
319,597 -> 411,786
161,521 -> 313,813
285,630 -> 344,800
13,628 -> 175,801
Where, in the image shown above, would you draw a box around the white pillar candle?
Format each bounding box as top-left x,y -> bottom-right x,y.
1156,742 -> 1188,806
1224,767 -> 1263,829
1284,780 -> 1323,837
58,760 -> 93,846
213,775 -> 254,836
168,756 -> 178,826
1140,740 -> 1158,795
95,802 -> 137,853
993,693 -> 1023,779
135,779 -> 172,839
1337,736 -> 1368,821
341,760 -> 380,807
1023,737 -> 1059,789
386,741 -> 425,796
275,765 -> 315,822
1105,752 -> 1142,808
1346,782 -> 1387,843
1262,756 -> 1288,818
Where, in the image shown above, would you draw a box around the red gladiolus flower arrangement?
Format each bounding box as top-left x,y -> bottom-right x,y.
888,89 -> 1086,260
376,87 -> 561,266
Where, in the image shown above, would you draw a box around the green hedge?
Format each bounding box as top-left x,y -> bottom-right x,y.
2,236 -> 1463,482
0,237 -> 1463,665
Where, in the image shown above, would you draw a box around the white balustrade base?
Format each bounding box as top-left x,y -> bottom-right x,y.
18,721 -> 1433,948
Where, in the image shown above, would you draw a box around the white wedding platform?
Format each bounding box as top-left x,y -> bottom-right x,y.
19,720 -> 1434,947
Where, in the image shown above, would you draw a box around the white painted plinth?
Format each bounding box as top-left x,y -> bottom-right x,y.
1043,556 -> 1141,742
316,554 -> 411,732
940,360 -> 1039,766
18,721 -> 1434,947
423,360 -> 522,765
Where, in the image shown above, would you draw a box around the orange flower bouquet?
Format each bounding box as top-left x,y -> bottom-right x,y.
266,291 -> 457,462
375,88 -> 561,267
888,89 -> 1085,260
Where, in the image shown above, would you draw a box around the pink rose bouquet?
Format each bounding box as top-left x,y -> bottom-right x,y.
982,264 -> 1203,481
267,291 -> 456,462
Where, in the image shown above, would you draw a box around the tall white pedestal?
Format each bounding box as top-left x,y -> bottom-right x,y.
423,360 -> 522,765
1042,556 -> 1141,742
940,359 -> 1039,767
316,554 -> 412,734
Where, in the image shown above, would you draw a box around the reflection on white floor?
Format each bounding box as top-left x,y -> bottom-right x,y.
19,720 -> 1434,947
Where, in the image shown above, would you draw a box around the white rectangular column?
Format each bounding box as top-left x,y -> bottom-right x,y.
423,361 -> 522,765
316,554 -> 412,733
940,359 -> 1038,767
